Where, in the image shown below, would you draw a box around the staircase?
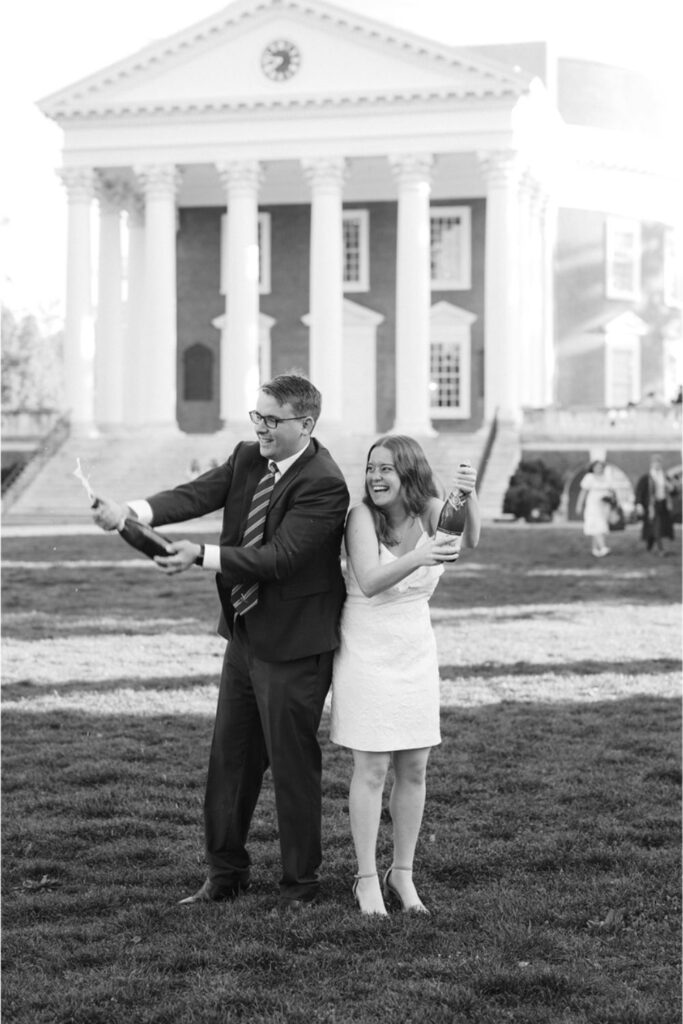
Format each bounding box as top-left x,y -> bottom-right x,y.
475,419 -> 521,520
2,422 -> 513,529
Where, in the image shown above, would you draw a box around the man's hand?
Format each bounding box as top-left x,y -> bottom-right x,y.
154,540 -> 202,575
452,462 -> 477,495
92,497 -> 127,531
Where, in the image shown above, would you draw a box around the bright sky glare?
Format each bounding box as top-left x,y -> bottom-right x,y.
1,0 -> 678,321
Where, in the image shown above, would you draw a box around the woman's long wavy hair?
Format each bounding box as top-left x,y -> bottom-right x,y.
362,435 -> 439,546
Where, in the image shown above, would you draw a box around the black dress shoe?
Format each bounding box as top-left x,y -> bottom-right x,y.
178,878 -> 249,905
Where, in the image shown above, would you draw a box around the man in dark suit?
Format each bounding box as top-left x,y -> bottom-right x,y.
93,375 -> 349,912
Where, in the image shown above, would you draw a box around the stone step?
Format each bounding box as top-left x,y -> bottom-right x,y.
3,425 -> 499,527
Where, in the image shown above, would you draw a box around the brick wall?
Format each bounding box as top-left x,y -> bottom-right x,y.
176,198 -> 487,433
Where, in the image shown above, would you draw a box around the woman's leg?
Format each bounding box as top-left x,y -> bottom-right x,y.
387,747 -> 431,910
349,749 -> 390,914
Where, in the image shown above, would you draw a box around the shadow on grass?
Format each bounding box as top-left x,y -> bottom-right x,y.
2,696 -> 681,1024
2,652 -> 681,705
2,525 -> 681,620
439,657 -> 683,679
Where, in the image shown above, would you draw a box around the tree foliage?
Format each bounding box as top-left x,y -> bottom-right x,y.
503,458 -> 564,522
1,306 -> 63,409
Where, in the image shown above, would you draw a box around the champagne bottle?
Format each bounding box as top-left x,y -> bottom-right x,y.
74,459 -> 173,560
117,516 -> 175,559
94,499 -> 174,560
435,463 -> 471,553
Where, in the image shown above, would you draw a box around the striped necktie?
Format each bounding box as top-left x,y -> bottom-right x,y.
231,461 -> 277,616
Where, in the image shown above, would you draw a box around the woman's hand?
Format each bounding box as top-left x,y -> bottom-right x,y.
416,534 -> 461,566
451,462 -> 477,495
154,540 -> 202,574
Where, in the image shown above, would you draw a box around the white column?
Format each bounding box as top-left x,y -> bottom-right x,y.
517,170 -> 534,410
526,178 -> 548,409
216,160 -> 262,426
478,150 -> 524,423
389,153 -> 435,436
301,157 -> 346,426
123,191 -> 146,425
134,164 -> 181,427
539,189 -> 556,406
94,173 -> 125,429
59,167 -> 96,435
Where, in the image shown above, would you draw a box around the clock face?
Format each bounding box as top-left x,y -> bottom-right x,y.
261,39 -> 301,81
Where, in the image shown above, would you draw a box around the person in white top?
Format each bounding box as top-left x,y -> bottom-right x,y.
576,459 -> 613,557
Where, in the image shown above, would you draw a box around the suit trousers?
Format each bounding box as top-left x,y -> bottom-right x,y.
203,618 -> 334,900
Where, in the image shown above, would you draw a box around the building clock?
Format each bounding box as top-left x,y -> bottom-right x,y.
261,39 -> 301,81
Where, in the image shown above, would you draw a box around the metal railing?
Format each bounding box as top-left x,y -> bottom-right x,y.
1,412 -> 71,510
476,409 -> 498,488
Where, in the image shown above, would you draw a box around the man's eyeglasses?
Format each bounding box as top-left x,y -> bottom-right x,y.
249,410 -> 307,430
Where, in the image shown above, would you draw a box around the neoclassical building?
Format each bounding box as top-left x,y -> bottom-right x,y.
39,0 -> 680,440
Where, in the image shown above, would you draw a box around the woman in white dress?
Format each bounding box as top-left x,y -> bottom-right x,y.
330,436 -> 480,916
576,459 -> 613,557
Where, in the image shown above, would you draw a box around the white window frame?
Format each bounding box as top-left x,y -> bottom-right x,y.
342,209 -> 369,293
429,302 -> 476,419
605,217 -> 640,301
663,226 -> 681,308
220,212 -> 271,296
430,206 -> 472,291
604,323 -> 642,407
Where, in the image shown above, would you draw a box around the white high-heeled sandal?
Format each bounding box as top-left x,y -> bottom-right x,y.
352,872 -> 388,916
382,865 -> 429,914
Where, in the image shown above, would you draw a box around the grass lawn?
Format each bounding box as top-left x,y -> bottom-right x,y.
2,523 -> 681,1023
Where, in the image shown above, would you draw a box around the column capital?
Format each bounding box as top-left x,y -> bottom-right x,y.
94,171 -> 130,213
124,190 -> 146,227
58,167 -> 95,202
134,164 -> 182,199
388,153 -> 434,188
216,160 -> 263,194
301,157 -> 347,191
477,149 -> 525,189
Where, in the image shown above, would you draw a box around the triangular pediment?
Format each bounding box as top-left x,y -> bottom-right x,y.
603,312 -> 649,335
430,301 -> 478,327
39,0 -> 530,119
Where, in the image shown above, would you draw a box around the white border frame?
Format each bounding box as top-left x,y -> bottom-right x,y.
342,209 -> 369,293
605,217 -> 640,301
430,205 -> 472,291
604,326 -> 641,407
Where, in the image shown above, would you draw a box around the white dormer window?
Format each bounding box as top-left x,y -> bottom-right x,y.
605,218 -> 640,301
430,206 -> 472,290
342,209 -> 369,292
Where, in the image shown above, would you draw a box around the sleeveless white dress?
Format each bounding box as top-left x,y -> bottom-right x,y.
329,531 -> 443,752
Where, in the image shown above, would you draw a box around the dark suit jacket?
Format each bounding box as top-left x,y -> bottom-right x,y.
146,439 -> 350,662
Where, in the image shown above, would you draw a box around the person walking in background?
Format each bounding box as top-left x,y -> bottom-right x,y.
92,375 -> 350,913
329,436 -> 480,916
576,459 -> 613,557
635,454 -> 676,556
